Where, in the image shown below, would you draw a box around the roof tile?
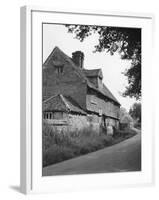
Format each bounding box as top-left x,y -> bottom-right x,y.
43,46 -> 120,105
43,94 -> 87,115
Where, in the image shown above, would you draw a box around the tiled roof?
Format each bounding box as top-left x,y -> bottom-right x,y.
102,84 -> 120,105
43,46 -> 120,105
83,69 -> 103,79
43,94 -> 67,112
43,94 -> 86,115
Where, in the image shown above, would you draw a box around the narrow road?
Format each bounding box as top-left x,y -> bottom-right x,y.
43,132 -> 141,176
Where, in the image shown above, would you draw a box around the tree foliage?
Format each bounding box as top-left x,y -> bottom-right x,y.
119,107 -> 133,123
119,107 -> 127,120
66,25 -> 141,99
129,103 -> 141,123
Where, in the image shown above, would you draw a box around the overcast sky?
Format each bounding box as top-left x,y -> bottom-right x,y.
43,24 -> 138,111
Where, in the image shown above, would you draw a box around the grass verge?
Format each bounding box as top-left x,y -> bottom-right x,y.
43,124 -> 137,167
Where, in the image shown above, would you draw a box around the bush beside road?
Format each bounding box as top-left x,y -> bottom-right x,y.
43,124 -> 138,167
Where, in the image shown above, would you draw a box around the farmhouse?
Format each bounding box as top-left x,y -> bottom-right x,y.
43,46 -> 120,133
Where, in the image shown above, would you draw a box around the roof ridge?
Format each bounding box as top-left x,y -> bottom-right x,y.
59,94 -> 70,111
43,47 -> 120,105
43,93 -> 60,103
83,68 -> 103,79
48,46 -> 87,82
64,95 -> 84,111
43,94 -> 72,111
43,93 -> 86,115
102,84 -> 120,104
63,95 -> 87,115
43,46 -> 60,66
83,68 -> 101,71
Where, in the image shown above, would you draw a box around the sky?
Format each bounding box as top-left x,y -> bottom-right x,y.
43,24 -> 138,111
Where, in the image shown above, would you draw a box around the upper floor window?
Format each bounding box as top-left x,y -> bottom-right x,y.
53,60 -> 64,75
90,95 -> 97,105
91,100 -> 97,105
57,65 -> 64,74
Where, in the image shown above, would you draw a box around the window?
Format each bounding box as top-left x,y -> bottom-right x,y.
90,95 -> 97,105
43,112 -> 52,119
43,112 -> 66,119
91,100 -> 97,105
56,65 -> 64,74
60,66 -> 64,73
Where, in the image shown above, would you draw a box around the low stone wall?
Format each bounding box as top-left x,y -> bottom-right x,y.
68,114 -> 88,132
43,114 -> 89,134
43,113 -> 119,135
43,113 -> 102,134
43,118 -> 69,133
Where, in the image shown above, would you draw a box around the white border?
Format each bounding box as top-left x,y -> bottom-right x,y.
20,6 -> 154,194
20,6 -> 32,194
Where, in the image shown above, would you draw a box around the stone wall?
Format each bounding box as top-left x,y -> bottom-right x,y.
43,112 -> 120,136
43,112 -> 103,134
68,114 -> 88,132
43,113 -> 89,134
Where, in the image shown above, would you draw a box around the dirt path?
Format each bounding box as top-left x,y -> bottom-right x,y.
43,131 -> 141,176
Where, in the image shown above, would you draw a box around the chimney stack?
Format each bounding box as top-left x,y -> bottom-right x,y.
72,51 -> 84,69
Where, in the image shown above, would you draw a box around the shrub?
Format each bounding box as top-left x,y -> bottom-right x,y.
134,122 -> 141,129
42,124 -> 137,167
43,144 -> 75,167
114,128 -> 137,138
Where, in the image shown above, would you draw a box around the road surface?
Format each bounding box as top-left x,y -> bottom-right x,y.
43,132 -> 141,176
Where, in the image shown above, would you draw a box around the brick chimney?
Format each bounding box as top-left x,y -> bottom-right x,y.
72,51 -> 84,69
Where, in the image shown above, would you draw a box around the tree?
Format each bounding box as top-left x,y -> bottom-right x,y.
129,103 -> 141,123
119,107 -> 133,123
66,25 -> 141,99
119,107 -> 127,120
